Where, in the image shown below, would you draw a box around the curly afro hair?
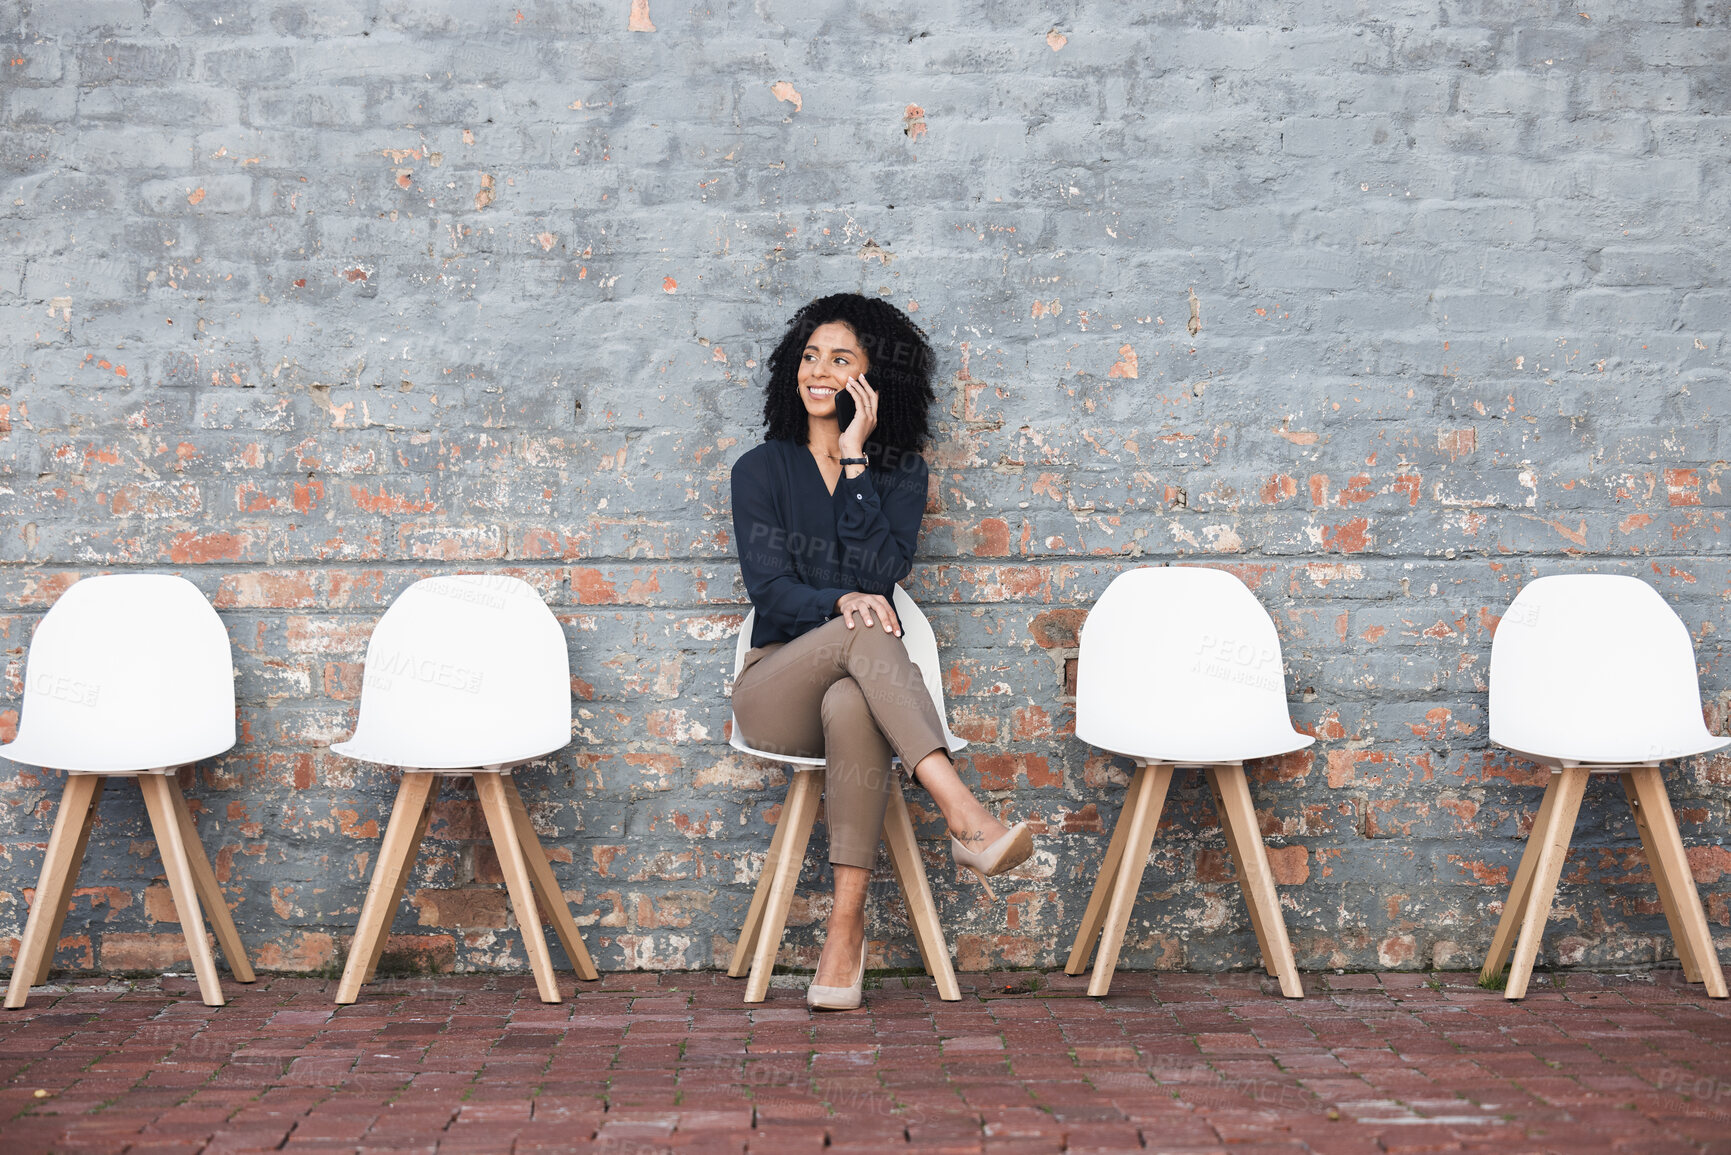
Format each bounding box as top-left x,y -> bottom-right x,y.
761,292 -> 937,464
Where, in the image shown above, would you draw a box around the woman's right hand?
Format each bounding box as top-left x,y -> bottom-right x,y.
835,591 -> 901,635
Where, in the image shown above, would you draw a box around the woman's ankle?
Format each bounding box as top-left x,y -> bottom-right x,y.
826,906 -> 865,936
948,807 -> 1008,850
816,916 -> 865,983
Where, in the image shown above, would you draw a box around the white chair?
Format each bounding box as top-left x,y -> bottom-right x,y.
725,586 -> 966,1003
330,574 -> 597,1004
2,574 -> 253,1008
1481,574 -> 1729,999
1064,566 -> 1312,998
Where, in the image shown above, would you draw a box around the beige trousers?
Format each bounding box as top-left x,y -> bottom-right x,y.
732,615 -> 950,869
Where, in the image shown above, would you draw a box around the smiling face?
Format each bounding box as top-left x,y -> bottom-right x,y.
797,321 -> 871,420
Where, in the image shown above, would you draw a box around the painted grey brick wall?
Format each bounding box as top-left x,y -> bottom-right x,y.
0,0 -> 1727,979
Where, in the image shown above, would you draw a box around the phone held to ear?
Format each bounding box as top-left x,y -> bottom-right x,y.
833,390 -> 857,429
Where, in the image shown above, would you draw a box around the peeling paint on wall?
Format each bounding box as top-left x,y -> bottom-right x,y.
0,3 -> 1726,982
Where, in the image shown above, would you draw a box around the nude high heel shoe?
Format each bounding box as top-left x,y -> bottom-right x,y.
950,821 -> 1034,901
806,943 -> 866,1011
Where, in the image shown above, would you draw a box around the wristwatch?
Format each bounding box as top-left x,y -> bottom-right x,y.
839,457 -> 869,467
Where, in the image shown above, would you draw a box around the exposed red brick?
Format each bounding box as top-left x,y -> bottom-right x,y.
1027,607 -> 1088,649
371,933 -> 457,973
413,888 -> 510,929
1266,845 -> 1309,885
947,705 -> 1000,743
971,753 -> 1058,790
1665,467 -> 1700,506
214,571 -> 318,608
251,931 -> 336,971
1058,803 -> 1105,834
1438,428 -> 1475,460
572,568 -> 619,604
1687,845 -> 1731,884
99,932 -> 204,972
967,517 -> 1011,556
1318,517 -> 1370,553
1008,704 -> 1052,740
1259,474 -> 1298,504
168,531 -> 246,563
1196,848 -> 1234,883
142,885 -> 179,924
322,661 -> 364,699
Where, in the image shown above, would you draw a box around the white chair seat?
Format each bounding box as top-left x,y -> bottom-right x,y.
1,574 -> 235,775
1075,567 -> 1314,767
1490,574 -> 1730,767
729,741 -> 825,767
330,575 -> 571,771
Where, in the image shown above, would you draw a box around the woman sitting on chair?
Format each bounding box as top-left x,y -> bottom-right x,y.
730,292 -> 1034,1011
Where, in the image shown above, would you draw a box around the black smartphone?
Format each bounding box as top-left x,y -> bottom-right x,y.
833,387 -> 857,431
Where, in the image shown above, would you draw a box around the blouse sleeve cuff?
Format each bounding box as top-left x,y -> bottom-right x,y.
837,469 -> 880,507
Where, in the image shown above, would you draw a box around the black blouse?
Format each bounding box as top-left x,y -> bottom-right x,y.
730,440 -> 929,648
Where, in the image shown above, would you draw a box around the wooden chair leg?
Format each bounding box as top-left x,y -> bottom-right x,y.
1624,766 -> 1727,998
359,774 -> 439,988
1208,764 -> 1303,999
1207,765 -> 1278,978
1088,762 -> 1173,997
7,775 -> 104,1008
729,768 -> 802,979
500,774 -> 599,982
1480,771 -> 1564,986
883,778 -> 961,1002
1065,763 -> 1151,976
166,778 -> 255,983
745,769 -> 822,1004
138,773 -> 224,1007
474,773 -> 560,1004
1505,765 -> 1590,1000
31,776 -> 107,989
336,772 -> 439,1004
1621,770 -> 1701,983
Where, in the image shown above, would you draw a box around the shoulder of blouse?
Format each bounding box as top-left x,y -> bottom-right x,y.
731,440 -> 789,483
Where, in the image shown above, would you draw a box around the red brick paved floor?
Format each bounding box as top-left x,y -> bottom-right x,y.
1,968 -> 1729,1154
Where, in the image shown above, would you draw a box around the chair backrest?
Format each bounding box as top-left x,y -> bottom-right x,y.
0,574 -> 235,774
331,574 -> 572,770
1489,574 -> 1728,765
1075,566 -> 1313,765
729,586 -> 967,760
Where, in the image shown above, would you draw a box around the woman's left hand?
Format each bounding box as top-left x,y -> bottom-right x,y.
838,373 -> 877,460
